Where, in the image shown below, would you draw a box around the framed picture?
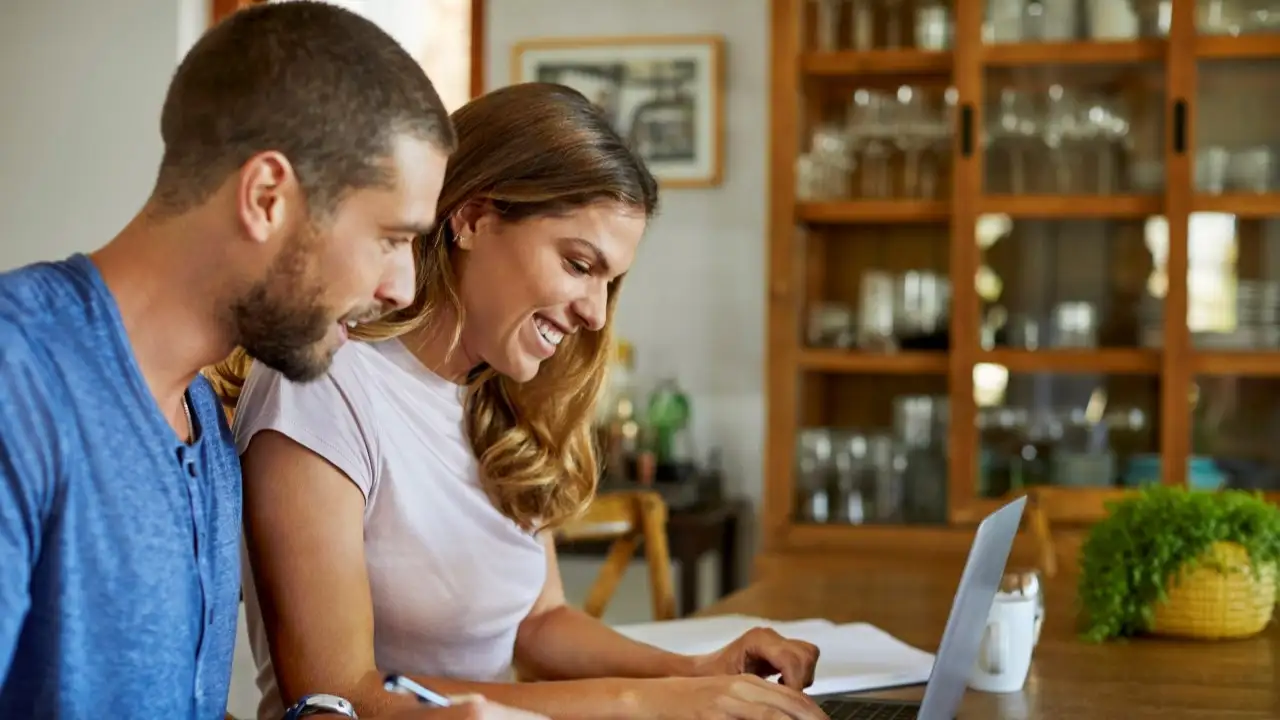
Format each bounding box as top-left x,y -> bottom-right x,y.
511,35 -> 725,189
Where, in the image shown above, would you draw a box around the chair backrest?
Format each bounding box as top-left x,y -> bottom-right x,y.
1029,486 -> 1135,523
557,491 -> 649,542
1026,487 -> 1138,577
554,490 -> 676,621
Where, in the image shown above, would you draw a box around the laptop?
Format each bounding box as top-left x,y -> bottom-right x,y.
814,495 -> 1027,720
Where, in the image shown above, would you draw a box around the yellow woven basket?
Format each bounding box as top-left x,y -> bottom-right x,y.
1149,541 -> 1278,640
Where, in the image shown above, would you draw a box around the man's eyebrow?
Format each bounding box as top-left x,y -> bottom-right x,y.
563,236 -> 611,274
381,222 -> 436,236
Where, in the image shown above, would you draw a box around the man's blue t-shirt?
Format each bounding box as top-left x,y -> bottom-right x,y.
0,254 -> 242,719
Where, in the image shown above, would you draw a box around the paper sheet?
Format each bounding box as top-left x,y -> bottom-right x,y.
613,615 -> 935,696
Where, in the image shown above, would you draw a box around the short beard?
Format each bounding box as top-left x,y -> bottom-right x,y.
232,229 -> 338,383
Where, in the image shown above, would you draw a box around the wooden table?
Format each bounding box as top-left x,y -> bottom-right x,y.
699,565 -> 1280,718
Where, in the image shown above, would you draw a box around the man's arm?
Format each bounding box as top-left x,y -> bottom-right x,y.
0,330 -> 60,682
305,695 -> 548,719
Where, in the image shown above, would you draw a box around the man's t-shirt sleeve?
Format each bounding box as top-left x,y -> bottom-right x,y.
0,327 -> 59,682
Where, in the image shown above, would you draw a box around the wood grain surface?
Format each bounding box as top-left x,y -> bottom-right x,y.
698,564 -> 1280,719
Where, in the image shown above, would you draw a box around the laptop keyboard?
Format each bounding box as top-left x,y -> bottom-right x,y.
819,698 -> 919,720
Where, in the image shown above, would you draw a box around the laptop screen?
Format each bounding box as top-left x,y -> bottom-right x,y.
918,496 -> 1027,720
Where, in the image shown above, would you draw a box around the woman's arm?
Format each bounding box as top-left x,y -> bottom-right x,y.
512,535 -> 702,681
241,431 -> 664,719
240,430 -> 414,717
242,432 -> 823,720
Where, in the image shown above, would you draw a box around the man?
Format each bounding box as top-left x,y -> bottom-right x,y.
0,3 -> 541,719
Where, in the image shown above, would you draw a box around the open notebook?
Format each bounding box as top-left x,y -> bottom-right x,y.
613,615 -> 935,697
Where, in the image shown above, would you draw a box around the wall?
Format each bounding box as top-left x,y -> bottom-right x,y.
0,0 -> 207,271
272,0 -> 473,112
486,0 -> 772,556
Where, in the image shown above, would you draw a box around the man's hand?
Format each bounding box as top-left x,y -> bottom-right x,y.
377,695 -> 550,720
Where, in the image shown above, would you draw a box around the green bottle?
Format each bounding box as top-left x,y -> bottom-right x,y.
646,377 -> 691,465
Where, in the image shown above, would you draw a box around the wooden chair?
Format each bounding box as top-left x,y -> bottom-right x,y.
1026,486 -> 1137,578
554,490 -> 677,621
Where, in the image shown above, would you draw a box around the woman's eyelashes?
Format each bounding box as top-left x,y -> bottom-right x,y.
564,257 -> 591,276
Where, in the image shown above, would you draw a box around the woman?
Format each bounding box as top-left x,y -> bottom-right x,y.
210,83 -> 823,720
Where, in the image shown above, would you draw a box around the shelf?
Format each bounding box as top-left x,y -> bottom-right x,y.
976,349 -> 1161,374
955,490 -> 1280,525
1190,193 -> 1280,217
976,194 -> 1162,219
775,492 -> 1280,561
982,39 -> 1165,67
1196,35 -> 1280,60
797,349 -> 948,374
797,200 -> 950,224
768,6 -> 1280,562
801,49 -> 951,77
1191,351 -> 1280,377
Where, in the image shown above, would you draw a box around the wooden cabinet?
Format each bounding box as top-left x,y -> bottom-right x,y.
763,0 -> 1280,568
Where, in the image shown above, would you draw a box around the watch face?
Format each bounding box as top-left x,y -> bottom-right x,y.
290,694 -> 357,719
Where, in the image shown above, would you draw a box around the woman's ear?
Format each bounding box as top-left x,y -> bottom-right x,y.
449,200 -> 487,248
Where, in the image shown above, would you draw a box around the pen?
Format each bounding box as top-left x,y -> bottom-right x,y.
384,674 -> 453,707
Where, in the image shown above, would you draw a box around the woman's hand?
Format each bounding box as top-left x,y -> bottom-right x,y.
691,628 -> 821,690
631,675 -> 827,720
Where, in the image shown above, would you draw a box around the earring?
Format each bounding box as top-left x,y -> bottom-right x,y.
456,233 -> 472,250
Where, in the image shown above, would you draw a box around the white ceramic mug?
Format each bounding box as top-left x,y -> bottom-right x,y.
967,592 -> 1037,693
999,569 -> 1044,647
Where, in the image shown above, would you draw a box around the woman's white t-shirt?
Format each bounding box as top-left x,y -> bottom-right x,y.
233,339 -> 547,720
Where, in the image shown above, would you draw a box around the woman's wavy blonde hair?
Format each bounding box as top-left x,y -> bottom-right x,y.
207,82 -> 658,531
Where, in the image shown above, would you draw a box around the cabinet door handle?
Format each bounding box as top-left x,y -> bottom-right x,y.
961,104 -> 975,158
1172,99 -> 1187,155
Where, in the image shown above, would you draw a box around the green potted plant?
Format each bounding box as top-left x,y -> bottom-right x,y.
1077,485 -> 1280,642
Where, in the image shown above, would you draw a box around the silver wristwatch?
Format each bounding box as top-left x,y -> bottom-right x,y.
284,693 -> 359,719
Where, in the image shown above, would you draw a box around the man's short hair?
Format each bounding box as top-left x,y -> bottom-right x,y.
153,1 -> 456,216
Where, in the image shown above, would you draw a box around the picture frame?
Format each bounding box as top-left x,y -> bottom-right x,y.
511,34 -> 725,189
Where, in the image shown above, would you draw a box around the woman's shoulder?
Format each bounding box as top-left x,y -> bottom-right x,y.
232,342 -> 398,499
243,340 -> 395,396
233,341 -> 399,445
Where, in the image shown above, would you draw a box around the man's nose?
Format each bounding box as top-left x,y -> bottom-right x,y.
375,244 -> 416,312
